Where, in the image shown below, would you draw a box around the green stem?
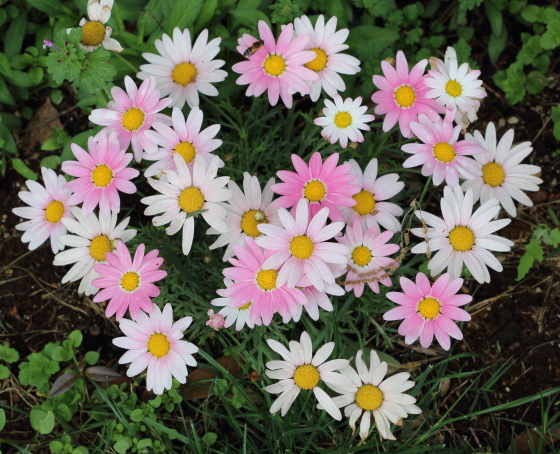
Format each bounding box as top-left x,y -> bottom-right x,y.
330,311 -> 338,358
418,175 -> 432,206
114,52 -> 138,73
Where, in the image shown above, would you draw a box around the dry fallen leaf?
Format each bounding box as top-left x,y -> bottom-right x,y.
24,98 -> 63,150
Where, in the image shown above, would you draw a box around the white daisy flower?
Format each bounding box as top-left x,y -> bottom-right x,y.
73,0 -> 122,52
53,207 -> 136,296
113,303 -> 198,395
141,154 -> 231,256
207,172 -> 279,261
314,95 -> 374,149
461,122 -> 542,217
138,27 -> 227,109
144,106 -> 224,178
425,46 -> 486,125
326,350 -> 421,441
211,279 -> 262,330
264,331 -> 353,420
293,15 -> 361,101
411,185 -> 514,283
13,167 -> 75,254
341,159 -> 405,232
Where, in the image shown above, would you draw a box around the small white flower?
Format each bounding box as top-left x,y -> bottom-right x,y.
327,350 -> 421,441
207,172 -> 279,261
53,208 -> 136,295
72,0 -> 122,52
314,95 -> 374,149
211,279 -> 262,330
411,185 -> 514,283
138,27 -> 227,109
461,122 -> 542,217
264,331 -> 353,420
293,15 -> 361,101
425,47 -> 486,125
141,154 -> 231,256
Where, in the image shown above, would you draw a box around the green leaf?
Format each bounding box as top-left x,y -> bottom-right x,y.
136,439 -> 152,449
49,441 -> 64,454
229,9 -> 271,28
488,28 -> 507,64
526,237 -> 544,261
540,31 -> 559,49
4,12 -> 27,60
194,0 -> 218,32
346,26 -> 399,52
73,447 -> 89,454
130,409 -> 144,422
327,0 -> 347,28
522,5 -> 543,23
11,159 -> 37,181
0,344 -> 19,363
517,252 -> 534,280
485,0 -> 503,36
0,77 -> 16,105
41,138 -> 63,151
0,52 -> 12,78
550,228 -> 560,248
201,432 -> 218,446
0,123 -> 16,153
52,346 -> 73,362
526,71 -> 545,95
68,330 -> 83,348
40,155 -> 62,169
26,0 -> 66,15
0,365 -> 10,379
85,351 -> 100,365
29,67 -> 44,85
113,437 -> 132,453
30,409 -> 55,434
167,0 -> 204,34
0,409 -> 5,432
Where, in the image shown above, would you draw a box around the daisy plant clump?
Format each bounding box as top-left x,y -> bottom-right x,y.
292,15 -> 361,101
461,122 -> 542,217
113,303 -> 198,395
232,20 -> 318,108
138,28 -> 228,109
264,331 -> 352,420
314,95 -> 375,149
13,168 -> 74,254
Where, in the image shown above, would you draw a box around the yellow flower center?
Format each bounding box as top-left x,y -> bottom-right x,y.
303,180 -> 326,203
263,54 -> 286,77
352,190 -> 376,216
448,225 -> 475,252
417,296 -> 441,319
256,269 -> 277,291
121,107 -> 145,132
89,234 -> 113,261
482,162 -> 505,188
293,364 -> 320,390
333,111 -> 352,128
304,48 -> 328,72
81,21 -> 106,47
394,85 -> 416,108
445,80 -> 463,98
352,246 -> 372,267
289,235 -> 314,260
174,141 -> 196,164
120,271 -> 140,292
241,209 -> 267,237
433,142 -> 456,163
91,164 -> 113,188
355,384 -> 384,411
238,301 -> 253,311
147,333 -> 171,358
45,200 -> 65,224
172,62 -> 198,86
179,187 -> 205,214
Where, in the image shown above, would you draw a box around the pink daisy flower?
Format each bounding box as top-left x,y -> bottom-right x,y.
337,219 -> 399,297
383,272 -> 472,350
232,21 -> 318,108
272,152 -> 358,223
340,159 -> 404,233
401,112 -> 486,187
143,106 -> 223,177
13,167 -> 75,253
89,76 -> 173,163
222,237 -> 307,325
92,242 -> 168,321
255,198 -> 349,291
113,303 -> 198,395
62,130 -> 139,220
371,51 -> 442,138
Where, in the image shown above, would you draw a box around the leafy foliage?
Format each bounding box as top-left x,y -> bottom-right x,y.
517,224 -> 560,280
